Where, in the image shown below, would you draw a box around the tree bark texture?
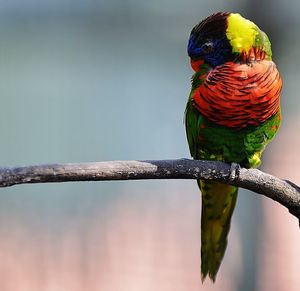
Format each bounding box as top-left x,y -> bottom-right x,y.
0,159 -> 299,223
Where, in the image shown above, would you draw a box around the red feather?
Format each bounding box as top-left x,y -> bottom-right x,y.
192,58 -> 282,128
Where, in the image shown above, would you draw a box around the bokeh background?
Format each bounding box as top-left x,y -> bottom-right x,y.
0,1 -> 299,290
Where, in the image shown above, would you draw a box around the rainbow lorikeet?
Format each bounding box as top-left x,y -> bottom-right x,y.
185,12 -> 282,282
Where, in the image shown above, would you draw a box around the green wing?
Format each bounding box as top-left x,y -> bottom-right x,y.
185,98 -> 281,167
185,98 -> 280,281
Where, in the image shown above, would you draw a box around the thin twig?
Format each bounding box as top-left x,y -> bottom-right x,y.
0,159 -> 299,223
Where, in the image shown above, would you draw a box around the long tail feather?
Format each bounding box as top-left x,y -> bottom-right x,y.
198,180 -> 238,282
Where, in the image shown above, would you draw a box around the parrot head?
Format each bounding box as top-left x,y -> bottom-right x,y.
188,12 -> 272,70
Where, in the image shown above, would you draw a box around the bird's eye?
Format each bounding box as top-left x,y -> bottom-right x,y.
201,42 -> 214,53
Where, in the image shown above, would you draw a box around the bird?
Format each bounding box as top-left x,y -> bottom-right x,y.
185,12 -> 282,282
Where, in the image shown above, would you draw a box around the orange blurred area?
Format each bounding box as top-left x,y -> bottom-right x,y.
0,183 -> 240,291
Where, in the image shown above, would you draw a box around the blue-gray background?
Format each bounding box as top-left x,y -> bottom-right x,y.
0,1 -> 299,290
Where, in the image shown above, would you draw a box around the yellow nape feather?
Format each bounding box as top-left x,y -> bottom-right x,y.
226,13 -> 258,53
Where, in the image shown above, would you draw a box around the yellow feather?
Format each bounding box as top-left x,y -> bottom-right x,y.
226,13 -> 258,53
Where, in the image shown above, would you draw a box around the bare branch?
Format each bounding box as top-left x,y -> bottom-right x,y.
0,159 -> 299,223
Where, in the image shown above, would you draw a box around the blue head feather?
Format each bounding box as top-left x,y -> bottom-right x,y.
188,34 -> 236,68
187,12 -> 237,68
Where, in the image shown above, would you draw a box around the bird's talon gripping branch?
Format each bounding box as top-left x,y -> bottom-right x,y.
228,163 -> 240,183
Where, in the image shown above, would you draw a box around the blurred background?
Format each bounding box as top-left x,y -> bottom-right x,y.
0,0 -> 299,290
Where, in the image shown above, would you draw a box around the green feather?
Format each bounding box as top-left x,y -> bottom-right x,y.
200,181 -> 237,282
185,98 -> 280,280
185,99 -> 280,167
